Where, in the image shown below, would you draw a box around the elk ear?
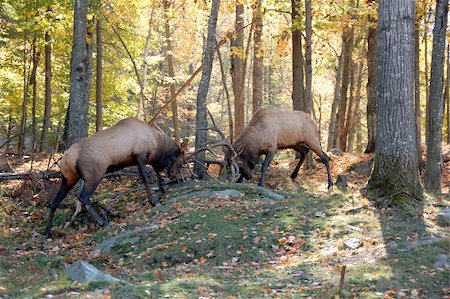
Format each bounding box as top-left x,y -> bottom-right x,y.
180,138 -> 189,153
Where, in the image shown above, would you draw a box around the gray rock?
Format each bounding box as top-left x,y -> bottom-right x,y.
433,254 -> 449,269
336,174 -> 348,192
436,208 -> 450,227
350,161 -> 373,176
344,237 -> 362,249
66,260 -> 120,283
330,148 -> 343,156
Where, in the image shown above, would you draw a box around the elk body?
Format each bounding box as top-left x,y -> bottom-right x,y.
228,108 -> 332,188
44,118 -> 187,237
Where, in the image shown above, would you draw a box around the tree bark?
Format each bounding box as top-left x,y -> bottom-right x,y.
217,47 -> 234,143
414,19 -> 423,170
194,0 -> 221,178
365,0 -> 377,154
447,44 -> 450,144
61,0 -> 91,150
40,29 -> 52,152
367,0 -> 423,204
18,26 -> 28,157
347,61 -> 363,152
252,0 -> 263,114
291,0 -> 305,112
231,2 -> 245,137
30,36 -> 39,154
424,0 -> 448,194
95,0 -> 103,132
304,0 -> 313,167
424,12 -> 430,142
337,25 -> 354,151
163,0 -> 180,145
327,51 -> 344,150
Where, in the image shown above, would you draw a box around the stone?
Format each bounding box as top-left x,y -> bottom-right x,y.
433,254 -> 449,269
436,208 -> 450,227
335,174 -> 348,192
349,161 -> 373,176
330,148 -> 343,156
344,237 -> 362,249
66,260 -> 120,283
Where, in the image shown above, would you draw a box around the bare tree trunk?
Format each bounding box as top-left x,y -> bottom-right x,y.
291,0 -> 305,112
367,0 -> 422,203
30,36 -> 39,154
365,0 -> 377,153
95,0 -> 103,132
337,25 -> 354,151
142,6 -> 155,120
304,0 -> 313,167
347,61 -> 363,152
252,0 -> 263,114
424,12 -> 430,143
163,0 -> 180,145
327,51 -> 344,150
414,20 -> 423,170
40,29 -> 52,152
6,106 -> 13,153
18,26 -> 28,157
61,0 -> 91,150
447,44 -> 450,144
231,2 -> 245,137
194,0 -> 220,178
424,0 -> 448,194
217,48 -> 234,143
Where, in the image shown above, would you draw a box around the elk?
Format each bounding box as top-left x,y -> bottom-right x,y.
43,118 -> 188,237
225,108 -> 332,188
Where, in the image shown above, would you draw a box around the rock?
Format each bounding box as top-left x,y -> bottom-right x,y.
330,148 -> 343,156
433,254 -> 449,269
66,260 -> 120,283
349,161 -> 373,176
436,208 -> 450,227
95,233 -> 140,255
335,174 -> 348,192
376,276 -> 399,291
344,237 -> 362,249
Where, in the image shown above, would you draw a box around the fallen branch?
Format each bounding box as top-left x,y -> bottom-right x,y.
0,170 -> 143,181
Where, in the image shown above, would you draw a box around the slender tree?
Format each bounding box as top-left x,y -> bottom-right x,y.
447,44 -> 450,144
61,0 -> 91,150
194,0 -> 221,178
367,0 -> 422,203
40,28 -> 52,152
304,0 -> 313,167
424,0 -> 448,194
231,1 -> 245,137
30,36 -> 39,154
252,0 -> 263,114
414,14 -> 422,169
95,0 -> 103,132
18,23 -> 28,157
291,0 -> 305,112
365,0 -> 377,153
327,52 -> 344,150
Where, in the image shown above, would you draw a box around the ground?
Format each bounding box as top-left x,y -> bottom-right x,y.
0,147 -> 449,298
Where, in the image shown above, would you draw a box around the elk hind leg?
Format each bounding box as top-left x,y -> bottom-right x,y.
291,146 -> 310,180
78,180 -> 108,227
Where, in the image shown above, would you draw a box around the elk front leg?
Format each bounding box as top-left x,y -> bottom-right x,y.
259,151 -> 275,187
156,172 -> 168,194
136,155 -> 158,206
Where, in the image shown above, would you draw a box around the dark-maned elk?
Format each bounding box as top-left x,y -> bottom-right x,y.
225,108 -> 333,188
43,118 -> 188,237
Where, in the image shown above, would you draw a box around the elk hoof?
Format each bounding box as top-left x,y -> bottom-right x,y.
42,229 -> 51,238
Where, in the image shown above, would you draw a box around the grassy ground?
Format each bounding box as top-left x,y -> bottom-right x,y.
0,151 -> 448,298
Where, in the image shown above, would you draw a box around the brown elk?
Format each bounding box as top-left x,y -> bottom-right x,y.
43,118 -> 188,237
224,108 -> 332,188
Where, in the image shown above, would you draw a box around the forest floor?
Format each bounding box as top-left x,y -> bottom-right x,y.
0,147 -> 449,298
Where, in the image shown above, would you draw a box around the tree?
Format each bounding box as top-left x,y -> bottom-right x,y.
61,0 -> 92,150
194,0 -> 221,178
231,1 -> 245,137
424,0 -> 448,194
304,0 -> 313,167
95,0 -> 103,132
365,0 -> 377,153
252,0 -> 263,114
366,0 -> 422,203
40,27 -> 52,152
291,0 -> 305,112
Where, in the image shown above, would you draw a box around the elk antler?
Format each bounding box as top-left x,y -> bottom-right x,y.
184,110 -> 239,178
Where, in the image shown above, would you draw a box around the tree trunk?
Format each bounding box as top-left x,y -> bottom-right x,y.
6,106 -> 13,153
40,29 -> 52,152
95,0 -> 103,132
163,0 -> 180,145
231,2 -> 245,137
61,0 -> 91,150
194,0 -> 220,178
347,61 -> 363,152
252,0 -> 263,114
304,0 -> 313,167
327,51 -> 344,150
291,0 -> 305,112
424,13 -> 430,142
217,47 -> 234,143
30,36 -> 39,154
447,44 -> 450,144
18,27 -> 28,157
424,0 -> 448,194
367,0 -> 423,204
337,26 -> 354,151
365,0 -> 377,153
414,20 -> 423,170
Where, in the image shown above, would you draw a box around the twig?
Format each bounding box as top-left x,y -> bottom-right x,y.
338,265 -> 346,291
